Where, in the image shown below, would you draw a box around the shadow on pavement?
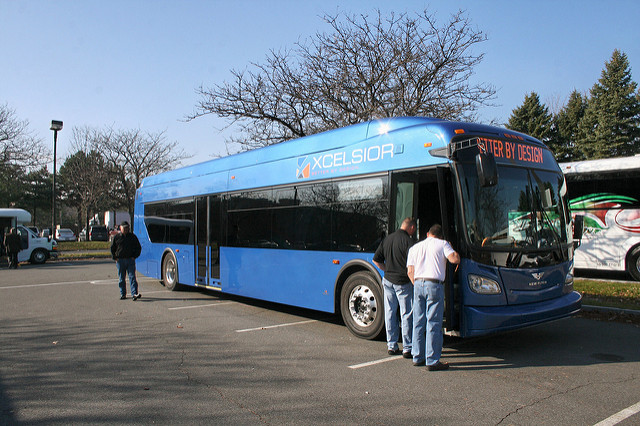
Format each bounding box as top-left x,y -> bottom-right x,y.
444,316 -> 640,371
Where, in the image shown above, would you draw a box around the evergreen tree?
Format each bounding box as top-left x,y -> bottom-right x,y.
507,92 -> 555,144
23,167 -> 52,229
0,161 -> 24,207
553,90 -> 587,161
576,50 -> 640,159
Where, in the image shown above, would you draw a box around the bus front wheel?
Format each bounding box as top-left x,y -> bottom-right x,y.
340,271 -> 385,340
627,246 -> 640,281
162,252 -> 180,291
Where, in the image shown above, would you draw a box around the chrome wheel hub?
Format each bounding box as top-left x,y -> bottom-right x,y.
348,284 -> 378,327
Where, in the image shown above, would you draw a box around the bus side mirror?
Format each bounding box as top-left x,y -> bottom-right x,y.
573,214 -> 584,248
476,152 -> 498,187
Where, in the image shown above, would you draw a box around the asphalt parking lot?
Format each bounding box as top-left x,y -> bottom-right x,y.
1,259 -> 639,425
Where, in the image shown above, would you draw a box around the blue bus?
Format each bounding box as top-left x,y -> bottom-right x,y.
134,117 -> 582,339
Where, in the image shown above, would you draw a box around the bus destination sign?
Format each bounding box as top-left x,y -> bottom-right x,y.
477,137 -> 546,165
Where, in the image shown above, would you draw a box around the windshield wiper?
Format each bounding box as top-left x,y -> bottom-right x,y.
532,186 -> 566,261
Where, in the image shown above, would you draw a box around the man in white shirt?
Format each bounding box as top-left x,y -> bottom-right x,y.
406,224 -> 460,371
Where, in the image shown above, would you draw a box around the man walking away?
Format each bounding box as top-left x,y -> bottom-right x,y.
407,224 -> 460,371
110,221 -> 142,300
372,217 -> 416,358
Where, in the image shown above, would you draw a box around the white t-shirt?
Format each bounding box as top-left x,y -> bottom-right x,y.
406,237 -> 456,282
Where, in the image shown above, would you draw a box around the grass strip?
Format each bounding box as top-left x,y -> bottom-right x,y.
57,252 -> 111,259
574,279 -> 640,311
56,241 -> 110,251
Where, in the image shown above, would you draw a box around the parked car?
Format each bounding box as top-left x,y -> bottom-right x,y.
88,225 -> 109,241
55,228 -> 76,242
78,225 -> 110,241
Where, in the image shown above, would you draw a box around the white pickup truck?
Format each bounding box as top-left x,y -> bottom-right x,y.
1,208 -> 58,264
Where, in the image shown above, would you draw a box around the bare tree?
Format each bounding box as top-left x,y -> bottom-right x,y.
1,104 -> 50,207
95,127 -> 190,227
191,9 -> 495,151
0,103 -> 49,169
59,127 -> 118,231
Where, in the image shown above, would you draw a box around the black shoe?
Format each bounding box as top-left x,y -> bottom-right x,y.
132,293 -> 141,301
427,361 -> 449,371
403,352 -> 412,359
120,295 -> 126,300
412,360 -> 425,367
387,348 -> 402,356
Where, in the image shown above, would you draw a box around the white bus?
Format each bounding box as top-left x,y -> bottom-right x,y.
0,208 -> 58,264
560,155 -> 640,280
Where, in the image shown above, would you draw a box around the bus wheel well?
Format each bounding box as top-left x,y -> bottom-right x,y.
625,244 -> 640,281
334,263 -> 381,313
335,262 -> 385,340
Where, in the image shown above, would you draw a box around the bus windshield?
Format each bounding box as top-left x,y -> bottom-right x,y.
458,163 -> 570,252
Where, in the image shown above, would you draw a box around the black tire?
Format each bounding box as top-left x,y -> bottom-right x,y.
30,248 -> 47,264
627,246 -> 640,281
162,252 -> 180,291
340,271 -> 385,340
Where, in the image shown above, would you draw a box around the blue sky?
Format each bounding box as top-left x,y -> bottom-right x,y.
2,0 -> 639,168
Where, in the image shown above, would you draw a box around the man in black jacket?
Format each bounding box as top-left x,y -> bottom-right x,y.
372,217 -> 416,357
110,221 -> 142,300
4,227 -> 22,269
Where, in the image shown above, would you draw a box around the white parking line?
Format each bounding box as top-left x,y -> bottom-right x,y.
90,279 -> 118,285
1,278 -> 157,289
168,302 -> 235,310
0,280 -> 90,289
594,401 -> 640,426
236,319 -> 318,333
349,356 -> 404,369
90,278 -> 158,285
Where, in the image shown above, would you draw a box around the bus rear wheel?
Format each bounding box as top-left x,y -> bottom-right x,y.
162,252 -> 180,291
627,246 -> 640,281
340,271 -> 385,340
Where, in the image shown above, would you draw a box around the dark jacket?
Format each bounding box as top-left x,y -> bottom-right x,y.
110,232 -> 142,260
4,232 -> 22,253
373,229 -> 414,285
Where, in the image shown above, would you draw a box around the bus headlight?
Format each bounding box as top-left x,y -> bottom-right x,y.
468,274 -> 502,294
564,272 -> 574,292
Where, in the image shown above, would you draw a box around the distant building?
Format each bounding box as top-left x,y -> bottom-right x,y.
104,211 -> 131,229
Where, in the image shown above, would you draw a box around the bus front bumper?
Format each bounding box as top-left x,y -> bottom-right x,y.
462,291 -> 582,338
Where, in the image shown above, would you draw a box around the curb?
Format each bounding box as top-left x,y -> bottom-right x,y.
582,304 -> 640,316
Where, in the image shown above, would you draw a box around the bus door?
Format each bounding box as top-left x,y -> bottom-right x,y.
391,169 -> 442,238
209,196 -> 221,281
391,167 -> 460,332
196,197 -> 207,284
17,226 -> 29,250
196,196 -> 221,285
436,167 -> 460,333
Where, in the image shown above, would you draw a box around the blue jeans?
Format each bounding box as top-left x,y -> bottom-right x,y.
116,258 -> 138,297
383,277 -> 413,352
412,279 -> 444,365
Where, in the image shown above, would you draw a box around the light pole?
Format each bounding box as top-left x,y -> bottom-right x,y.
50,120 -> 63,238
